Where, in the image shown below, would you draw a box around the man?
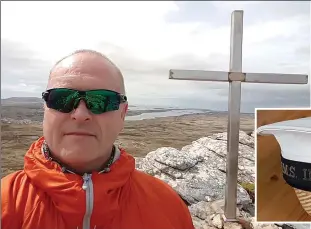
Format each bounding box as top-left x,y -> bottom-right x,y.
1,50 -> 195,229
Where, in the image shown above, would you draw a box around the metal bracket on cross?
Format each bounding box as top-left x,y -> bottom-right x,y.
168,10 -> 308,221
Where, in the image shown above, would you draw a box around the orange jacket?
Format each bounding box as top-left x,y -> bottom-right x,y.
2,137 -> 195,229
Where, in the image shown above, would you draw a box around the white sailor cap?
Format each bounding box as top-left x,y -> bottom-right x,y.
257,116 -> 311,214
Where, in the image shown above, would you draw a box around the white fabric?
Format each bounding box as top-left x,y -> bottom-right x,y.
257,117 -> 311,163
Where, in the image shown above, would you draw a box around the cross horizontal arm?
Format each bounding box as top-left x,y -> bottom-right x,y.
169,69 -> 228,82
245,72 -> 308,84
169,69 -> 308,84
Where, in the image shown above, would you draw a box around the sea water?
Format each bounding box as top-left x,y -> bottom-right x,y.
125,109 -> 211,121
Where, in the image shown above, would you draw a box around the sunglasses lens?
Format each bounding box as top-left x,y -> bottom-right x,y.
86,90 -> 120,114
46,89 -> 78,113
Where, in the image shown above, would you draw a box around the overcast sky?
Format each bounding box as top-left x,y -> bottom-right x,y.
1,1 -> 310,112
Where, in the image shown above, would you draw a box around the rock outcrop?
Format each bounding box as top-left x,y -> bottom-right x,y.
135,131 -> 309,229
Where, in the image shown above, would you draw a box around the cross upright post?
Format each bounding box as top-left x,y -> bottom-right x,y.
168,10 -> 308,221
225,10 -> 243,222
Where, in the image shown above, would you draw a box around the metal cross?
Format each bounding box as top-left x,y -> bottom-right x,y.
168,10 -> 308,221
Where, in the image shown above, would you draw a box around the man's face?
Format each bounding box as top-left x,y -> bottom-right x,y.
42,53 -> 128,167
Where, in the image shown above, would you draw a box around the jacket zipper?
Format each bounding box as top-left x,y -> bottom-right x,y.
82,173 -> 94,229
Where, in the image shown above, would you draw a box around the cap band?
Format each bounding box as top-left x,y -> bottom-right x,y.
281,154 -> 311,192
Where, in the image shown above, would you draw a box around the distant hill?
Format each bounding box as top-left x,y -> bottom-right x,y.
1,97 -> 43,106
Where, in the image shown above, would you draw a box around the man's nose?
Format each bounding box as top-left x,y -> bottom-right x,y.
70,100 -> 92,121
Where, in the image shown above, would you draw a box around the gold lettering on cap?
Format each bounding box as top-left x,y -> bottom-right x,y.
281,162 -> 296,178
303,169 -> 311,181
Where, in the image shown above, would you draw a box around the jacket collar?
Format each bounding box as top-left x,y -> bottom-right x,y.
40,139 -> 121,175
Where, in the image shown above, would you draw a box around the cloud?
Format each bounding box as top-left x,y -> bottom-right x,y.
1,39 -> 52,97
1,1 -> 310,112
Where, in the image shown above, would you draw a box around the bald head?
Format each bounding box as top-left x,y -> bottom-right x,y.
48,49 -> 126,94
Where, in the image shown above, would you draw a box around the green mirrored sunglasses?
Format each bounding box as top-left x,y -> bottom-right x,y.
42,88 -> 127,114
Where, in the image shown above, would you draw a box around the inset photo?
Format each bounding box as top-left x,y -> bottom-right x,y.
256,108 -> 311,222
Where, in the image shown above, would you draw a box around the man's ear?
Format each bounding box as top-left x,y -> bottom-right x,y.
121,103 -> 128,121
